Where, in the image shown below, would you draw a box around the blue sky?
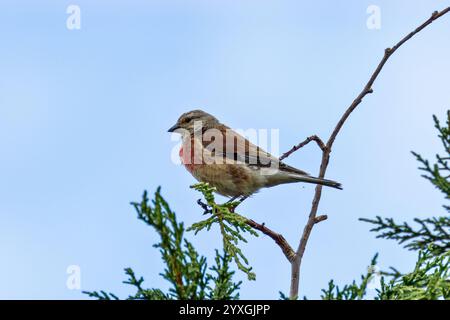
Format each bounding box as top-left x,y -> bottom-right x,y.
0,0 -> 449,299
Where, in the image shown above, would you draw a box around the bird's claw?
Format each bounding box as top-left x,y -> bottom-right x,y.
197,199 -> 213,215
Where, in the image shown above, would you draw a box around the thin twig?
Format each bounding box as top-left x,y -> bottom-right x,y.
280,135 -> 326,161
314,215 -> 328,224
245,219 -> 296,262
289,7 -> 450,299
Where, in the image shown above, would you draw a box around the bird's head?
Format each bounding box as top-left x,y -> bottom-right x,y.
168,109 -> 219,135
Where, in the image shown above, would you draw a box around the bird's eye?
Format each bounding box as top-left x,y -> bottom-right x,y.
182,117 -> 193,123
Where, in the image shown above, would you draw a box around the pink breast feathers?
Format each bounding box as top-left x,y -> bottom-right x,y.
179,145 -> 195,173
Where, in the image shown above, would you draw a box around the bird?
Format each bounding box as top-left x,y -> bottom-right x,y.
168,110 -> 342,201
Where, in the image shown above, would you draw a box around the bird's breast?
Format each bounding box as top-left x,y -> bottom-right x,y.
179,137 -> 205,173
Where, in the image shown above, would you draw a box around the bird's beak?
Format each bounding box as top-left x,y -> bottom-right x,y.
168,123 -> 180,133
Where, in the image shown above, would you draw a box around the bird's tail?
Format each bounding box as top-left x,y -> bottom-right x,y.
289,174 -> 343,190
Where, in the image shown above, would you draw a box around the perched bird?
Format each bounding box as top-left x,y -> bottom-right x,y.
168,110 -> 342,201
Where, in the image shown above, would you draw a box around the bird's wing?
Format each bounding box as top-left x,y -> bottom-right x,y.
201,124 -> 307,171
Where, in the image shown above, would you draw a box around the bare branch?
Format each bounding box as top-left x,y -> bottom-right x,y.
245,219 -> 296,262
327,9 -> 450,150
196,198 -> 296,262
280,135 -> 326,161
289,7 -> 450,299
314,215 -> 328,224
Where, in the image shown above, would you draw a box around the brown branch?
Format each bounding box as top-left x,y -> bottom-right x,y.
196,198 -> 296,261
314,215 -> 328,224
289,7 -> 450,299
245,219 -> 296,262
280,135 -> 326,161
327,9 -> 450,149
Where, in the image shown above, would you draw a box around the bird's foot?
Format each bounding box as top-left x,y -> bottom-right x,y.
197,199 -> 213,215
